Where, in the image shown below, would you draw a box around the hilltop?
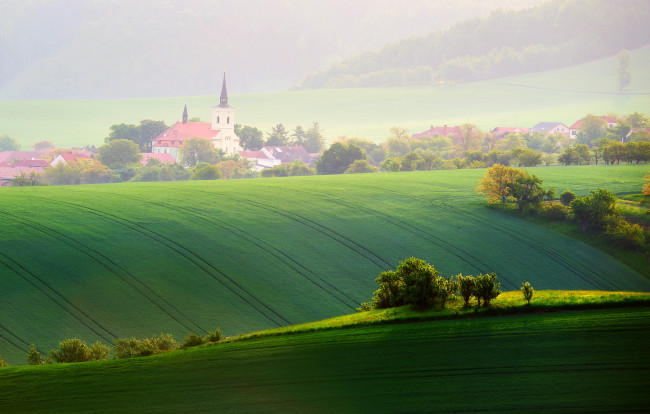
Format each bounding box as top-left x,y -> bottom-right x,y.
0,165 -> 648,365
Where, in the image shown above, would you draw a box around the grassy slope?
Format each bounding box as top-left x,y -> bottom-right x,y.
0,165 -> 648,365
1,47 -> 649,148
1,301 -> 649,413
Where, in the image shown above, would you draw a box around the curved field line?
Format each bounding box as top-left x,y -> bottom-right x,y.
15,194 -> 291,327
0,211 -> 206,334
189,189 -> 394,271
92,190 -> 359,311
0,251 -> 115,342
0,322 -> 31,353
255,183 -> 492,274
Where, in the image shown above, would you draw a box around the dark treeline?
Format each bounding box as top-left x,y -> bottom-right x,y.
297,0 -> 650,89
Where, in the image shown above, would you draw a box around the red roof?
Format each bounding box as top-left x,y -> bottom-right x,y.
0,150 -> 49,163
0,166 -> 43,184
239,150 -> 273,160
152,121 -> 219,148
140,153 -> 176,165
13,159 -> 49,168
570,116 -> 619,130
0,162 -> 11,167
412,125 -> 461,139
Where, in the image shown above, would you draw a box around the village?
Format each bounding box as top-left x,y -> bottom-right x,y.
1,74 -> 649,186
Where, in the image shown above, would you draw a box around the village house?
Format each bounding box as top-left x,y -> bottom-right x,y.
412,125 -> 461,139
530,122 -> 570,136
569,115 -> 618,138
51,151 -> 93,167
240,146 -> 318,172
489,127 -> 529,138
152,72 -> 242,162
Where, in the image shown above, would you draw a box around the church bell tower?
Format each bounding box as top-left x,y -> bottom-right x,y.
212,71 -> 234,131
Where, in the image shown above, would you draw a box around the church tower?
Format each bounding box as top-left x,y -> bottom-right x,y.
212,71 -> 234,131
211,71 -> 241,155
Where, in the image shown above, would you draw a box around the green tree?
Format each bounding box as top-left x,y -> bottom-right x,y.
560,190 -> 577,206
290,125 -> 306,146
43,163 -> 81,185
398,257 -> 441,310
26,345 -> 42,365
48,338 -> 91,363
316,142 -> 365,175
139,119 -> 168,152
515,148 -> 542,167
266,124 -> 289,146
380,157 -> 401,172
179,137 -> 216,167
558,147 -> 580,165
235,124 -> 264,150
0,134 -> 21,151
303,122 -> 325,153
456,274 -> 476,307
575,115 -> 607,147
344,159 -> 379,174
474,272 -> 501,307
105,123 -> 140,144
190,164 -> 222,180
506,173 -> 547,212
12,171 -> 46,186
32,140 -> 55,151
575,144 -> 593,165
97,139 -> 142,168
521,282 -> 534,305
476,164 -> 526,206
625,112 -> 649,129
570,188 -> 618,233
617,49 -> 632,92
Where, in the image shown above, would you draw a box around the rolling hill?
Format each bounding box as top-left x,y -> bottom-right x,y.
1,46 -> 649,149
0,165 -> 648,365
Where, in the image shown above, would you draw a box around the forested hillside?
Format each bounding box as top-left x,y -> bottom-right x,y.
297,0 -> 650,89
0,0 -> 544,99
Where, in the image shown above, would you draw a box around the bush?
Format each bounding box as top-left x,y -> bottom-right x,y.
205,328 -> 223,343
540,202 -> 569,221
356,302 -> 373,312
372,270 -> 403,309
0,354 -> 8,367
605,217 -> 647,251
114,337 -> 142,359
182,333 -> 206,349
474,273 -> 501,307
190,164 -> 222,180
26,345 -> 42,365
560,190 -> 577,206
114,334 -> 178,359
521,282 -> 534,305
456,274 -> 476,307
48,338 -> 90,363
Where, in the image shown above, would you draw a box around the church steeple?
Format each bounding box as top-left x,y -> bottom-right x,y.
219,71 -> 228,107
182,104 -> 188,123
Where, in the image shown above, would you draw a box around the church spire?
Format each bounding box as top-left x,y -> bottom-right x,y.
219,71 -> 228,107
182,104 -> 188,123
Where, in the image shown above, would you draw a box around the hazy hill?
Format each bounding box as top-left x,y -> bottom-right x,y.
0,0 -> 545,99
297,0 -> 650,89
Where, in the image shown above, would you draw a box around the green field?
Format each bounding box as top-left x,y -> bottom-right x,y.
1,305 -> 649,413
1,47 -> 649,148
0,164 -> 648,365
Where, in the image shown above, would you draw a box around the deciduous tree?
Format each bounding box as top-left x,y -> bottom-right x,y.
0,134 -> 21,151
235,124 -> 264,150
97,139 -> 142,168
617,49 -> 632,92
476,164 -> 526,206
316,142 -> 365,175
179,137 -> 216,166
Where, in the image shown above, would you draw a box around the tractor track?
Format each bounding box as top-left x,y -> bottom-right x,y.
0,211 -> 206,334
14,194 -> 291,328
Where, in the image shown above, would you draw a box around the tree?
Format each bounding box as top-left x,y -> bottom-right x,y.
0,134 -> 21,151
560,190 -> 577,206
216,159 -> 252,179
558,147 -> 580,165
372,270 -> 403,309
574,144 -> 593,165
476,164 -> 526,206
520,282 -> 534,305
456,274 -> 476,307
290,125 -> 306,146
506,173 -> 547,212
235,124 -> 264,150
617,49 -> 632,92
43,163 -> 81,185
474,272 -> 501,307
575,115 -> 607,147
105,123 -> 140,144
12,171 -> 46,186
515,148 -> 542,167
303,122 -> 325,153
398,257 -> 441,310
179,137 -> 215,167
26,345 -> 42,365
190,164 -> 222,180
570,188 -> 618,233
266,124 -> 289,146
457,123 -> 483,153
625,112 -> 649,129
380,157 -> 401,172
139,119 -> 168,152
32,140 -> 55,151
602,141 -> 626,164
316,142 -> 365,175
80,160 -> 112,184
625,141 -> 650,164
344,159 -> 379,174
97,139 -> 141,168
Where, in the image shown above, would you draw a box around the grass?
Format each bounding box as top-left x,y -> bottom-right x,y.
0,164 -> 649,366
0,296 -> 649,413
1,47 -> 649,148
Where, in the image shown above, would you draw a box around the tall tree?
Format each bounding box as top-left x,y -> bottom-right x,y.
316,142 -> 365,175
303,122 -> 325,153
179,137 -> 216,167
235,124 -> 264,150
266,124 -> 289,146
575,114 -> 607,147
290,125 -> 306,146
625,112 -> 649,129
617,49 -> 632,92
96,139 -> 142,168
139,120 -> 168,152
476,164 -> 526,206
0,134 -> 21,151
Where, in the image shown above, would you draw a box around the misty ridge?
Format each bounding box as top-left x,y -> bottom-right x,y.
1,0 -> 549,100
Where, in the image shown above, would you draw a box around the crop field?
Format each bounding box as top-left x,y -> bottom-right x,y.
1,47 -> 649,148
1,306 -> 649,413
0,164 -> 648,365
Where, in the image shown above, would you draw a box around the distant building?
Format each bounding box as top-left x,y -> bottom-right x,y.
239,146 -> 317,172
13,159 -> 49,168
569,116 -> 618,138
412,125 -> 461,139
0,150 -> 49,164
152,72 -> 242,162
530,122 -> 570,136
51,152 -> 92,167
489,127 -> 529,138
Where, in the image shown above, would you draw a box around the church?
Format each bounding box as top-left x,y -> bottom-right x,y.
151,72 -> 242,162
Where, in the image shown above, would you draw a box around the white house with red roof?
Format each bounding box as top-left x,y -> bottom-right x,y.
152,72 -> 242,162
239,146 -> 318,172
569,115 -> 618,138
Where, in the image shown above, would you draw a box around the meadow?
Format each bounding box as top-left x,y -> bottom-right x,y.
0,303 -> 648,413
0,164 -> 648,365
1,47 -> 649,148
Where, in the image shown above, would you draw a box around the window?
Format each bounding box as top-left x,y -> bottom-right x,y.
217,116 -> 220,123
227,117 -> 230,124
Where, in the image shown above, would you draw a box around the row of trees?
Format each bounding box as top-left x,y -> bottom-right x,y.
236,122 -> 325,153
558,141 -> 650,165
19,329 -> 222,366
477,165 -> 649,252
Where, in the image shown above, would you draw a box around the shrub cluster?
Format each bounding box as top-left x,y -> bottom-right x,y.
456,273 -> 502,307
